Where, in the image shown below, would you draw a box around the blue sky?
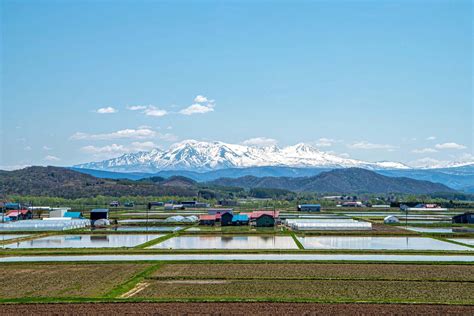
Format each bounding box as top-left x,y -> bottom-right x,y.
1,0 -> 472,169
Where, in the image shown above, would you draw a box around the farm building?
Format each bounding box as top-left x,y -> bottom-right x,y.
232,214 -> 249,226
286,218 -> 372,231
400,204 -> 447,211
64,212 -> 84,219
339,201 -> 364,207
199,215 -> 216,226
208,208 -> 234,215
49,208 -> 68,218
372,205 -> 391,209
5,203 -> 21,210
297,204 -> 321,212
90,209 -> 109,221
384,215 -> 400,224
181,201 -> 210,208
218,200 -> 239,207
452,212 -> 474,224
164,204 -> 185,210
255,214 -> 275,227
147,201 -> 164,209
220,212 -> 234,226
5,209 -> 32,221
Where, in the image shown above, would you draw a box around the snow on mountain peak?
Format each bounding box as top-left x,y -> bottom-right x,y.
74,140 -> 411,172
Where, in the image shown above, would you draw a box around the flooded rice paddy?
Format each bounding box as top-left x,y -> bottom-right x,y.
149,236 -> 298,249
3,234 -> 163,249
297,236 -> 473,251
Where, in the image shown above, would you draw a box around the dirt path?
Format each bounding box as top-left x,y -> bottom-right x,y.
119,282 -> 150,298
1,302 -> 473,315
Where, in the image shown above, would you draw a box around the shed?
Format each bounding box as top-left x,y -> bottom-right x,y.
297,204 -> 321,212
6,209 -> 32,220
208,208 -> 234,215
231,214 -> 249,226
384,215 -> 399,224
64,211 -> 83,219
199,214 -> 216,226
5,203 -> 21,210
220,212 -> 234,226
90,209 -> 109,220
255,214 -> 275,227
452,212 -> 474,224
49,208 -> 68,218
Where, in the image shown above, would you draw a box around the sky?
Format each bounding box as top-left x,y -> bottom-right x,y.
1,0 -> 472,169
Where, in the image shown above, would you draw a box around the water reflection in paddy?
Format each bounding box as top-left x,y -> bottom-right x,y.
402,227 -> 474,234
297,236 -> 472,251
150,236 -> 298,249
92,226 -> 183,232
4,234 -> 163,249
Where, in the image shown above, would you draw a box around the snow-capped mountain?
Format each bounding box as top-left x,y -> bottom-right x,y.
74,140 -> 410,172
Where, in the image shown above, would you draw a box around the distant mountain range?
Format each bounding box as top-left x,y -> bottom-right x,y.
72,164 -> 474,193
0,166 -> 458,197
71,140 -> 474,192
208,168 -> 455,194
0,166 -> 198,198
74,140 -> 411,172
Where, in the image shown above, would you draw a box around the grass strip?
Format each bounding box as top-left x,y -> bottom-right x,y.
134,233 -> 178,249
430,236 -> 474,249
289,232 -> 304,249
104,264 -> 163,298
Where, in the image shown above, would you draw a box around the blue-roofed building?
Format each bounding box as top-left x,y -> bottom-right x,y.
64,211 -> 83,219
297,204 -> 321,212
231,214 -> 249,226
5,203 -> 21,210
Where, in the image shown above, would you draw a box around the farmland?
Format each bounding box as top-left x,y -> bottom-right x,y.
0,262 -> 473,305
0,263 -> 153,298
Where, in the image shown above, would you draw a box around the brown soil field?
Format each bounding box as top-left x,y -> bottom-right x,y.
0,263 -> 152,298
138,279 -> 474,304
1,302 -> 473,315
152,263 -> 474,281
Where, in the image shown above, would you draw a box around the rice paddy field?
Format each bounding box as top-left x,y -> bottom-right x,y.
0,206 -> 473,314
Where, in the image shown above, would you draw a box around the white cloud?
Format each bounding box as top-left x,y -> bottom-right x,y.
348,141 -> 397,151
315,138 -> 336,147
43,146 -> 52,151
96,107 -> 117,114
71,127 -> 177,145
143,106 -> 168,117
127,105 -> 147,111
434,142 -> 467,150
70,128 -> 157,141
81,144 -> 126,155
80,141 -> 159,158
23,146 -> 32,151
242,137 -> 278,147
126,105 -> 168,117
194,95 -> 208,103
179,103 -> 215,115
426,136 -> 436,141
412,148 -> 438,154
44,155 -> 60,162
339,153 -> 350,158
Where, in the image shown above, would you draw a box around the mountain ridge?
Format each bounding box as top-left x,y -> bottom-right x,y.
74,140 -> 411,172
208,168 -> 456,194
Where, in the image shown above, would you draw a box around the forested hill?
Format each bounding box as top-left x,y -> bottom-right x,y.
0,166 -> 198,198
208,168 -> 455,194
